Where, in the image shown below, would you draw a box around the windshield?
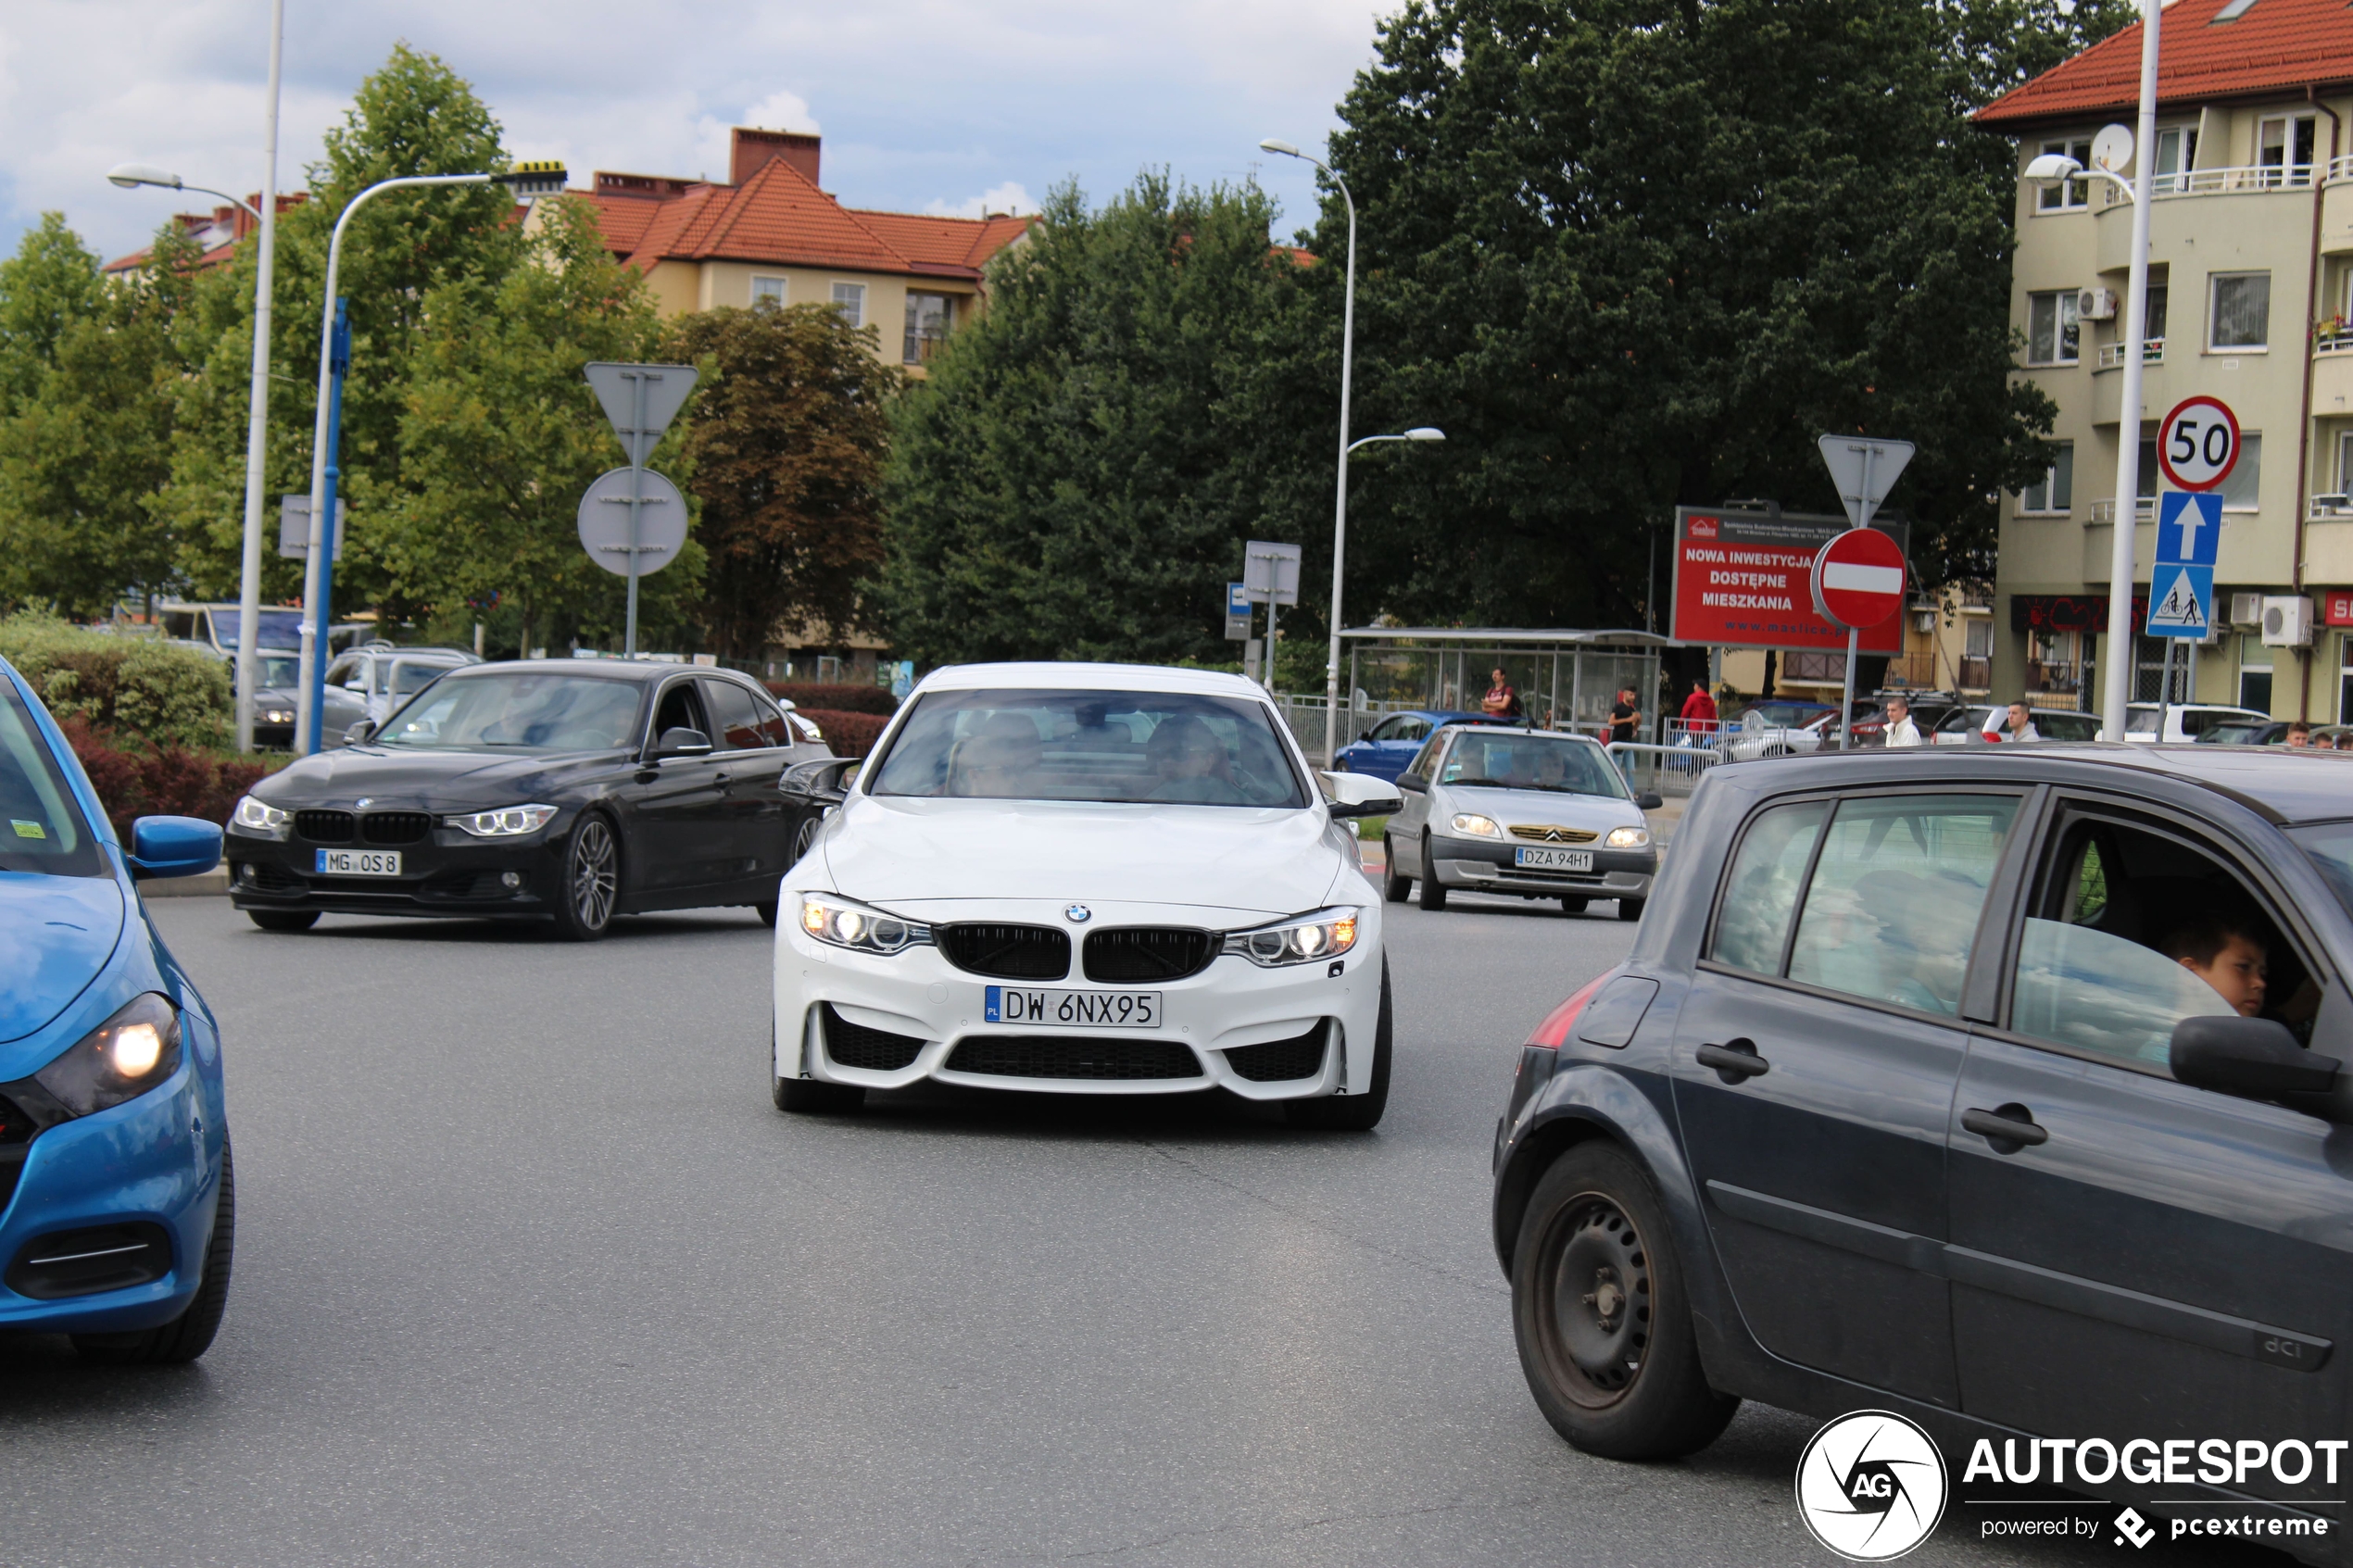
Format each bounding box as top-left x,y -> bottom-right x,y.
377,671 -> 645,752
2291,824 -> 2353,919
391,659 -> 451,696
212,608 -> 303,651
0,680 -> 105,876
254,653 -> 300,689
868,688 -> 1306,807
1438,732 -> 1629,798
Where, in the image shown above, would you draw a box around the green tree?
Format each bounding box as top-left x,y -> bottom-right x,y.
880,175 -> 1301,665
384,194 -> 688,655
658,302 -> 899,659
0,218 -> 197,615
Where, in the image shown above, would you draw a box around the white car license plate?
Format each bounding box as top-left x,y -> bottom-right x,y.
985,986 -> 1161,1028
315,848 -> 401,876
1515,847 -> 1594,872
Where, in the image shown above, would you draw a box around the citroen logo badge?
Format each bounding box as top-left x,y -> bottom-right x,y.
1065,904 -> 1091,923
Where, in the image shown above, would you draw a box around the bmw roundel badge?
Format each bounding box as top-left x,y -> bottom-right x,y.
1065,904 -> 1091,923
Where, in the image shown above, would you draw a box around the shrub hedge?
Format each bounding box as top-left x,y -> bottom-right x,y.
767,681 -> 898,716
798,709 -> 887,758
58,716 -> 275,841
0,614 -> 233,749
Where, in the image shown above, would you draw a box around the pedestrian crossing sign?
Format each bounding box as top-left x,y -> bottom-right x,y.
2147,563 -> 2213,638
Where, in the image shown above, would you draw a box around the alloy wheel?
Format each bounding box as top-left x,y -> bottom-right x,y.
570,818 -> 617,930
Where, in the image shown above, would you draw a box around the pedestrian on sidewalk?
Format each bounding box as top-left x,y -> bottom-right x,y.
1481,668 -> 1523,719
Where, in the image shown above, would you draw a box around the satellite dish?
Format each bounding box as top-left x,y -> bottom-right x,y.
2092,123 -> 2134,175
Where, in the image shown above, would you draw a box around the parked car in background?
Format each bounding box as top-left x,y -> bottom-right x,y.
2196,719 -> 2295,746
321,644 -> 482,745
154,601 -> 365,662
1385,724 -> 1660,918
0,656 -> 234,1363
1931,705 -> 2103,744
1716,706 -> 1833,762
1332,709 -> 1510,782
2124,703 -> 2270,743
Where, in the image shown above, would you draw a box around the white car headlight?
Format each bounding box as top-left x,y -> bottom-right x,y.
448,804 -> 560,837
1605,825 -> 1651,849
1222,907 -> 1361,967
231,796 -> 289,839
799,892 -> 932,955
1450,813 -> 1501,837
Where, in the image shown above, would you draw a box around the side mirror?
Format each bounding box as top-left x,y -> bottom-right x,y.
128,815 -> 222,881
2171,1015 -> 2348,1118
1637,791 -> 1664,810
1319,769 -> 1404,819
344,720 -> 376,745
653,726 -> 713,759
1396,772 -> 1429,794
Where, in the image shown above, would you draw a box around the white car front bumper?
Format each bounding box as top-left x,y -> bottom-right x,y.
772,897 -> 1385,1101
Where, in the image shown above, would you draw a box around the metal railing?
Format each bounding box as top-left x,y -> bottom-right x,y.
2316,330 -> 2353,357
2096,338 -> 2164,368
2101,164 -> 2319,203
1605,741 -> 1723,800
2090,497 -> 2156,525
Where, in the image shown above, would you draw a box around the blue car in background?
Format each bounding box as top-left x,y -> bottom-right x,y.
0,658 -> 233,1363
1333,709 -> 1512,783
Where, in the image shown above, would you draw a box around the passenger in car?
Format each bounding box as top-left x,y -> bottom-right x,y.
2160,914 -> 2271,1019
1143,714 -> 1242,803
950,713 -> 1044,797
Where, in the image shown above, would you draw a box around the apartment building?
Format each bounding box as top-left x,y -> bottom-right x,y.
1977,0 -> 2353,721
568,128 -> 1031,376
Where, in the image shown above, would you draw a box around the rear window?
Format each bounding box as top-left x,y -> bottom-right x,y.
0,680 -> 106,876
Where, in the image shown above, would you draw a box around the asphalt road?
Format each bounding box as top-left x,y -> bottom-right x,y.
0,891 -> 2276,1567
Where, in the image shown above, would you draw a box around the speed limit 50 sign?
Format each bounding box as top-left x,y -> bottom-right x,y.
2157,395 -> 2242,492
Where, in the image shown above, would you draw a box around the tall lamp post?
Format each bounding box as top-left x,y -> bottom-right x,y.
2020,0 -> 2159,741
1328,427 -> 1445,736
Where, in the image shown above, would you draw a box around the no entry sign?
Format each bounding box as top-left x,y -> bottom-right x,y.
1810,527 -> 1908,629
2157,395 -> 2241,493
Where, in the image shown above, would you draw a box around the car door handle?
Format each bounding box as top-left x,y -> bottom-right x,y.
1696,1039 -> 1770,1083
1961,1105 -> 2049,1148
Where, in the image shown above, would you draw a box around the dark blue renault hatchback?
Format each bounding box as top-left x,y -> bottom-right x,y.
1494,744 -> 2353,1562
0,658 -> 233,1361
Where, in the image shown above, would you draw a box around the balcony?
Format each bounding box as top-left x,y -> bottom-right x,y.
2316,338 -> 2353,412
2089,497 -> 2155,526
2095,338 -> 2163,369
2097,167 -> 2315,272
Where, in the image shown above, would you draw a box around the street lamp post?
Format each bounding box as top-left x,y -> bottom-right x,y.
2020,0 -> 2159,741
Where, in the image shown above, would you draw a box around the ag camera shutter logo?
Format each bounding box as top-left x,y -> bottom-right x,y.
1795,1410 -> 1948,1561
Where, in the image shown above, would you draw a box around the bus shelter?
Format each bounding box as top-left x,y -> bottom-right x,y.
1330,628 -> 1671,744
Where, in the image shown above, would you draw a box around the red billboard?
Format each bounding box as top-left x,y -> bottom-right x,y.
1669,507 -> 1907,653
2323,590 -> 2353,628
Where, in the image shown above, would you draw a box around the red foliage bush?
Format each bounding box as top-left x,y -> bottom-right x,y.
796,709 -> 888,759
766,681 -> 899,716
57,716 -> 276,841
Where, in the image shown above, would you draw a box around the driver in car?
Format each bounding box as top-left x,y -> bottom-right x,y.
1144,714 -> 1241,803
950,712 -> 1043,797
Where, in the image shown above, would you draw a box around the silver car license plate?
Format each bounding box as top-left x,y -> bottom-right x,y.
1515,846 -> 1593,872
315,848 -> 401,876
985,986 -> 1161,1028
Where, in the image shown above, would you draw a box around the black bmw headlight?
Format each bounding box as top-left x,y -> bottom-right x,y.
34,994 -> 183,1116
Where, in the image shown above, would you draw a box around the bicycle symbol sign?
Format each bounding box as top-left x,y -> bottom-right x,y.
2156,395 -> 2242,492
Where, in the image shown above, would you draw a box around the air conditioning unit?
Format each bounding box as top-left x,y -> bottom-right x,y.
2262,595 -> 2314,647
2230,592 -> 2265,628
2078,286 -> 2120,320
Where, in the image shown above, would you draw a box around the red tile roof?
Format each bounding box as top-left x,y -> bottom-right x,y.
583,144 -> 1032,283
1976,0 -> 2353,128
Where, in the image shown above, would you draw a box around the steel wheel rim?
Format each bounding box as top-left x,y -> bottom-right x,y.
1537,1189 -> 1653,1407
571,820 -> 616,928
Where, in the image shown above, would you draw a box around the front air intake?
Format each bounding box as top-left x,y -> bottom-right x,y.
6,1222 -> 172,1300
935,923 -> 1071,981
821,1005 -> 926,1072
945,1036 -> 1201,1080
1224,1022 -> 1330,1083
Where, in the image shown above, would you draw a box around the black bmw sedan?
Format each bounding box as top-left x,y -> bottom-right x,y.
225,660 -> 829,938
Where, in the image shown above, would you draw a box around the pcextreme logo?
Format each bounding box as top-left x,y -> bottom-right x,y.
1795,1411 -> 1950,1562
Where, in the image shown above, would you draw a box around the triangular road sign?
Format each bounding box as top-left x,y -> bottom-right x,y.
2147,565 -> 2210,633
1817,435 -> 1917,529
584,362 -> 699,464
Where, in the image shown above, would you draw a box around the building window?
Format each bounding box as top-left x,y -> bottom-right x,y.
903,292 -> 954,365
2028,290 -> 2080,364
2144,284 -> 2168,345
2209,271 -> 2271,349
2036,138 -> 2092,210
2218,433 -> 2261,511
2257,114 -> 2318,188
750,276 -> 785,307
2021,441 -> 2073,513
2337,430 -> 2353,495
831,282 -> 866,327
2240,633 -> 2273,713
2153,126 -> 2199,194
2138,436 -> 2159,504
2341,636 -> 2353,724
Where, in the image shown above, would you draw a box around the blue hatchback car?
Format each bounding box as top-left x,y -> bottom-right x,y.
1333,709 -> 1510,782
0,659 -> 233,1363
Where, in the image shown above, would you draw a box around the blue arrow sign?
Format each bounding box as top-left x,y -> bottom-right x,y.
2157,490 -> 2221,567
2146,562 -> 2214,639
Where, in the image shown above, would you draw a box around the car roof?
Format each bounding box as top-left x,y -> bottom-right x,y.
1436,722 -> 1601,743
1730,743 -> 2353,825
434,659 -> 711,685
912,661 -> 1270,699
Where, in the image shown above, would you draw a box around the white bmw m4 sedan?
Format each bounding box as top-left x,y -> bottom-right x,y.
771,663 -> 1402,1128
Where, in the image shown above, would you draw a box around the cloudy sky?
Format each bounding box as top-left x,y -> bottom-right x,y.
2,0 -> 1397,263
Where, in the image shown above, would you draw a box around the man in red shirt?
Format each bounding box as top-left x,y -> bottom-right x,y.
1678,679 -> 1718,734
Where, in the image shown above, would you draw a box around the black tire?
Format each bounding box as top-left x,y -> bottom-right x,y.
1617,897 -> 1645,922
1381,836 -> 1411,903
1284,961 -> 1392,1131
1512,1142 -> 1737,1459
754,901 -> 779,928
246,909 -> 318,933
548,813 -> 620,941
1560,897 -> 1589,914
771,1020 -> 865,1113
73,1143 -> 235,1366
1416,835 -> 1448,910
